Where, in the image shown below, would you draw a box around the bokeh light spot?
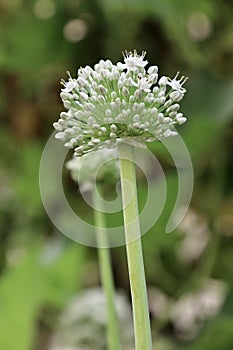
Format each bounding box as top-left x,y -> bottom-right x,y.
187,12 -> 212,41
33,0 -> 56,20
63,19 -> 88,42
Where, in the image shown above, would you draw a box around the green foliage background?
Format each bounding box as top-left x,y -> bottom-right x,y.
0,0 -> 232,349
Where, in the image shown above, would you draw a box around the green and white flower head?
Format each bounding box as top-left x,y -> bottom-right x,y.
66,148 -> 119,191
54,50 -> 188,156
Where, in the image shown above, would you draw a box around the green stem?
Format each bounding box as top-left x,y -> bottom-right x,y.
118,142 -> 152,350
93,187 -> 120,350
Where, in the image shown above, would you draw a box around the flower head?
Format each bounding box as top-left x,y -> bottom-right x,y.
54,51 -> 188,156
66,148 -> 119,191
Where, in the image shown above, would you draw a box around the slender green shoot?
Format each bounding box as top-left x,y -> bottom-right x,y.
93,187 -> 120,350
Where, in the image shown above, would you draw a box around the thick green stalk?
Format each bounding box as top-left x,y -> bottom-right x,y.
118,142 -> 152,350
93,188 -> 120,350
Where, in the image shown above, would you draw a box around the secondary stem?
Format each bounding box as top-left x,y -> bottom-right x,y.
118,141 -> 152,350
93,187 -> 120,350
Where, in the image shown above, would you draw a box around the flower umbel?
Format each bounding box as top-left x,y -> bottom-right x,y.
54,51 -> 187,156
66,149 -> 119,191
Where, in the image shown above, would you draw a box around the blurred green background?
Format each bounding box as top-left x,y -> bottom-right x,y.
0,0 -> 233,349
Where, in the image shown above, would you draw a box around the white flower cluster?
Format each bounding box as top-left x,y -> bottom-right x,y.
49,288 -> 134,350
66,149 -> 119,191
171,279 -> 227,339
54,50 -> 187,156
